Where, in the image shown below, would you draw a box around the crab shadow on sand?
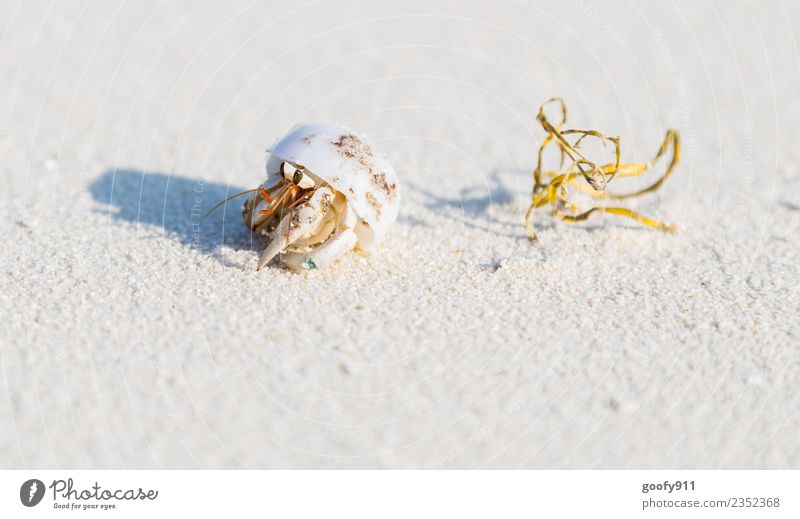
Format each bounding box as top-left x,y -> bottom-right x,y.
90,169 -> 260,266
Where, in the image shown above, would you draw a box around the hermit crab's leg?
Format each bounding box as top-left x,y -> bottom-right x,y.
256,186 -> 334,271
243,179 -> 301,232
280,229 -> 358,270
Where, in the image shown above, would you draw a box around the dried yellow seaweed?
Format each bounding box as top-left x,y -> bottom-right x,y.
525,98 -> 680,240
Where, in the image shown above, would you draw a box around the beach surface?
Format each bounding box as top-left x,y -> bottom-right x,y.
1,0 -> 798,468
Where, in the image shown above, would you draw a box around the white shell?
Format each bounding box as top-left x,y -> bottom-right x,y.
264,124 -> 400,249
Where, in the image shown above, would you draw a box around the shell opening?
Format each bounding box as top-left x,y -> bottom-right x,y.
280,161 -> 315,189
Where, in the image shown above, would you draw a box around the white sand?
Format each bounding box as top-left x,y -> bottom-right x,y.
1,0 -> 798,468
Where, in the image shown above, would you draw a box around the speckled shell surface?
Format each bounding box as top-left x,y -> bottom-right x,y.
264,124 -> 400,248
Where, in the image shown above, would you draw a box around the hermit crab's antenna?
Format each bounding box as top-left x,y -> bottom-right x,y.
525,97 -> 680,240
204,188 -> 257,218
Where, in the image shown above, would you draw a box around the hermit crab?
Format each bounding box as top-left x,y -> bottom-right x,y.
209,124 -> 400,270
525,98 -> 680,239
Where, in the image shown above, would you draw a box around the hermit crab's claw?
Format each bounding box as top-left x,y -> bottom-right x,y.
256,186 -> 334,270
280,229 -> 358,270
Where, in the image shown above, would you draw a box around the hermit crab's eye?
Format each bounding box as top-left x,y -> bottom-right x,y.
281,161 -> 314,189
280,161 -> 298,180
